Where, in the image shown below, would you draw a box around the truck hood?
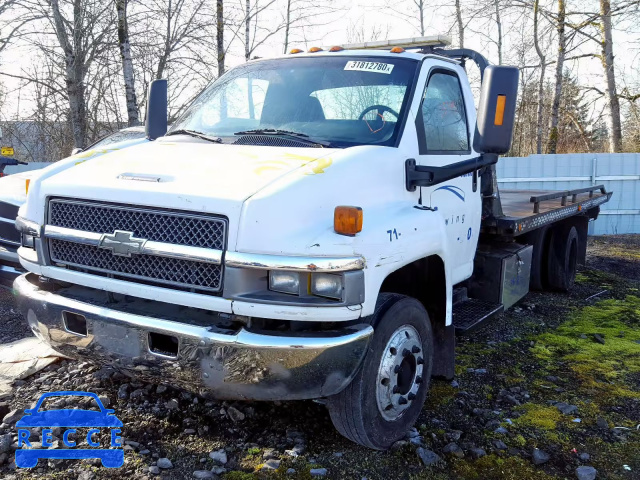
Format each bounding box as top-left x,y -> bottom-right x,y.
32,139 -> 335,233
0,170 -> 41,206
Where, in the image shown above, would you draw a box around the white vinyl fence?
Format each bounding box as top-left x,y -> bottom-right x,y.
497,153 -> 640,235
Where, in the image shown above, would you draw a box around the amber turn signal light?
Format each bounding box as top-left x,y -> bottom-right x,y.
494,95 -> 506,126
25,178 -> 30,195
334,206 -> 363,236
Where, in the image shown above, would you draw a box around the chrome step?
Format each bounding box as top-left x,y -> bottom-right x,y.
453,298 -> 503,334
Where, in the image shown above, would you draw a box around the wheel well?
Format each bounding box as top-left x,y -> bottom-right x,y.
379,255 -> 454,379
379,255 -> 446,327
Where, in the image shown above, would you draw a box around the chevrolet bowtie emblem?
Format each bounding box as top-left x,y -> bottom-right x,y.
98,230 -> 146,257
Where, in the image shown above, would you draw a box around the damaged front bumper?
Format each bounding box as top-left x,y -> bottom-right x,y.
14,273 -> 373,401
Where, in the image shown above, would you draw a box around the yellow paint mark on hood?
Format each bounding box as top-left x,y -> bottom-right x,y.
302,157 -> 333,175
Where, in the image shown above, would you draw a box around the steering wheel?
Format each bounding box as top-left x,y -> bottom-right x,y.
358,105 -> 400,121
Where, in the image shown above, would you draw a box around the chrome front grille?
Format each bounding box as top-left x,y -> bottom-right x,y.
47,199 -> 227,293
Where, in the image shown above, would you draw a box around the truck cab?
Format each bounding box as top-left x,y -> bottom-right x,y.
13,36 -> 610,449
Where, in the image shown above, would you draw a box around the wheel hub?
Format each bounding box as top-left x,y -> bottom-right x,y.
376,325 -> 424,421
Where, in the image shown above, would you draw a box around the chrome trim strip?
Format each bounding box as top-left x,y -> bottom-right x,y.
15,216 -> 41,237
45,225 -> 101,245
44,225 -> 223,265
225,251 -> 365,272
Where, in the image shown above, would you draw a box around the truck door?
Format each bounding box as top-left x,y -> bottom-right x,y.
413,67 -> 480,283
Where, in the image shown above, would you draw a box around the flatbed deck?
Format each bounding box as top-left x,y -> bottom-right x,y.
483,185 -> 612,236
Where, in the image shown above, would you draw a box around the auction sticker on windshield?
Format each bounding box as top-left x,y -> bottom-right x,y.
344,61 -> 394,74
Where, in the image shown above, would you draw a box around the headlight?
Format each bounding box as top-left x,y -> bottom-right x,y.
311,273 -> 343,300
269,271 -> 300,295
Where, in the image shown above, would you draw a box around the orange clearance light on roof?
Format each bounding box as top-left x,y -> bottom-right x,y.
390,47 -> 405,53
25,178 -> 30,195
334,206 -> 363,236
289,48 -> 303,54
329,46 -> 344,52
494,95 -> 506,126
308,47 -> 323,53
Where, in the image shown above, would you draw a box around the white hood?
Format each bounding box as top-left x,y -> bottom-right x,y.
0,170 -> 42,206
31,139 -> 335,244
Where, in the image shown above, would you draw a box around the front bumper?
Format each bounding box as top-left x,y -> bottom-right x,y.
14,273 -> 373,400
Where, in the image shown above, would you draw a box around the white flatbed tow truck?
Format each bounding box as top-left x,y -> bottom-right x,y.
13,36 -> 611,449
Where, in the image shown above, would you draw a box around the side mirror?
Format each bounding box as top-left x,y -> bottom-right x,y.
473,65 -> 519,155
146,79 -> 168,140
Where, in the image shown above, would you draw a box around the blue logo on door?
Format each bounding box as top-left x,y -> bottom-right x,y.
15,391 -> 123,468
434,185 -> 465,202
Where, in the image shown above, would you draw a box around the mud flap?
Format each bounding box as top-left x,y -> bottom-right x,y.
431,322 -> 455,380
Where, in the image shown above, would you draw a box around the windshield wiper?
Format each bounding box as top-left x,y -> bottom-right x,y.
166,129 -> 223,143
233,129 -> 330,147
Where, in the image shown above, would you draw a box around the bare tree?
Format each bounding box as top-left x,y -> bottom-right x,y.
115,0 -> 140,126
547,0 -> 565,153
217,0 -> 225,75
532,0 -> 546,154
599,0 -> 622,152
48,0 -> 113,148
455,0 -> 465,47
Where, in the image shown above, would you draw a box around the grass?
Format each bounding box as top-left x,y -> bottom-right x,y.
512,403 -> 562,430
530,296 -> 640,402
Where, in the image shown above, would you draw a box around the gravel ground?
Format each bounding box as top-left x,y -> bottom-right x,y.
0,288 -> 30,344
0,235 -> 639,480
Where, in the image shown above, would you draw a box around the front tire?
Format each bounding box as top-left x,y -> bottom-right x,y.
327,293 -> 434,450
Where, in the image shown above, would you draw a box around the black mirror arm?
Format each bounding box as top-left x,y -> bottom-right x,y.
405,153 -> 498,192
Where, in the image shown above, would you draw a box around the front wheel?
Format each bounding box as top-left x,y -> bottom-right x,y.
327,293 -> 433,449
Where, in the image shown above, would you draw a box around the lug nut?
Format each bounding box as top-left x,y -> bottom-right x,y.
417,356 -> 424,365
415,375 -> 423,384
402,348 -> 410,357
408,392 -> 416,400
398,396 -> 408,405
412,345 -> 421,353
394,365 -> 401,374
392,385 -> 400,394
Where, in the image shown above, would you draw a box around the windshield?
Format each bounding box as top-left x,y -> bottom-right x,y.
169,56 -> 419,148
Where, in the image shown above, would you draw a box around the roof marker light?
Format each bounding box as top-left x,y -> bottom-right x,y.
308,47 -> 323,53
289,48 -> 303,54
329,46 -> 344,52
390,47 -> 405,53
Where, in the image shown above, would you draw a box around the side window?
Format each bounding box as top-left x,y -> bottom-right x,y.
419,72 -> 469,153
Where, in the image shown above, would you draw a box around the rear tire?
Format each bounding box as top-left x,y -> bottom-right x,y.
547,224 -> 579,292
327,293 -> 433,450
